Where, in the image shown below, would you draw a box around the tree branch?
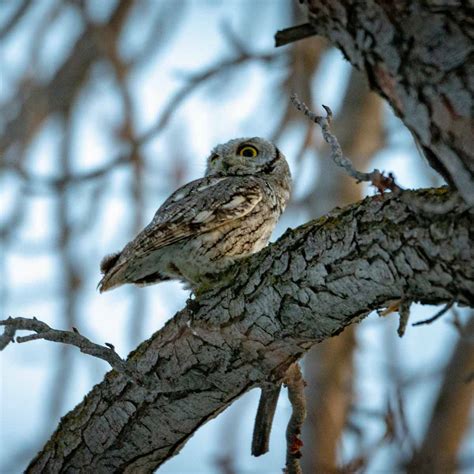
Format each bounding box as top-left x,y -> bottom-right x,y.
412,301 -> 455,327
251,384 -> 282,456
0,317 -> 146,386
275,23 -> 317,47
22,188 -> 474,472
296,1 -> 474,205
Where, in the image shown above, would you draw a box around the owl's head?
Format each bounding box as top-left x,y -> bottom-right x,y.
205,137 -> 290,180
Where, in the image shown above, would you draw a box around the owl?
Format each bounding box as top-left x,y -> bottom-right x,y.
98,137 -> 291,292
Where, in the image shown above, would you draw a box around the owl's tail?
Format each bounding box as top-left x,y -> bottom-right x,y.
97,252 -> 127,292
98,252 -> 169,291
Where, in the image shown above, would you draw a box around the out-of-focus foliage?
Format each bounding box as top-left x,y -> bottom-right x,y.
1,1 -> 472,472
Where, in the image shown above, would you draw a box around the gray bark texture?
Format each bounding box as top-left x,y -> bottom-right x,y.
28,188 -> 474,472
302,0 -> 474,204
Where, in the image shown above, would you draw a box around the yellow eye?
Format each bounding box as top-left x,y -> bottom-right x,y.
237,145 -> 258,158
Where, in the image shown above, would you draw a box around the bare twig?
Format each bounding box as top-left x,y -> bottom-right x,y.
398,299 -> 412,337
284,363 -> 306,474
291,94 -> 401,194
412,301 -> 454,327
251,383 -> 282,456
0,317 -> 145,386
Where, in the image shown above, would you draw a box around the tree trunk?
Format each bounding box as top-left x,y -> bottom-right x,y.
301,0 -> 474,204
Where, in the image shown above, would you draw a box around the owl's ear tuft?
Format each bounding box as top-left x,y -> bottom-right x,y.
100,252 -> 121,274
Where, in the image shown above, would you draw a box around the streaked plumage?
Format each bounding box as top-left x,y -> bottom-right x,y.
98,137 -> 291,292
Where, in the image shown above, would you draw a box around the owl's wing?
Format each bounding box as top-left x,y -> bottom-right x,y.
98,175 -> 263,291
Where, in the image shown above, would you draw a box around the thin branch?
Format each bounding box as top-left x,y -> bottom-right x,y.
398,300 -> 412,337
284,364 -> 306,474
275,23 -> 317,47
291,94 -> 401,194
0,317 -> 145,386
252,383 -> 282,456
412,301 -> 454,327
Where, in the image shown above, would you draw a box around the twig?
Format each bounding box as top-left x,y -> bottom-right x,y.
251,383 -> 282,456
275,23 -> 317,47
291,94 -> 401,194
412,301 -> 454,327
398,299 -> 412,337
0,316 -> 146,386
283,363 -> 306,474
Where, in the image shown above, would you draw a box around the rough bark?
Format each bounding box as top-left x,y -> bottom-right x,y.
26,188 -> 474,473
301,1 -> 474,204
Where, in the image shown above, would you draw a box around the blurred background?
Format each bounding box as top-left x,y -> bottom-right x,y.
1,1 -> 473,472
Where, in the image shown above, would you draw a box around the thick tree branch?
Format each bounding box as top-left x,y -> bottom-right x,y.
297,1 -> 474,205
25,188 -> 473,472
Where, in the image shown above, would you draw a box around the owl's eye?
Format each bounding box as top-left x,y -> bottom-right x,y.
209,153 -> 219,162
237,145 -> 258,158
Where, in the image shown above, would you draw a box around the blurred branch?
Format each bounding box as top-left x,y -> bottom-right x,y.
130,1 -> 184,67
0,0 -> 31,39
3,44 -> 282,192
11,155 -> 130,191
24,188 -> 474,472
406,316 -> 474,472
0,0 -> 134,155
138,49 -> 283,145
